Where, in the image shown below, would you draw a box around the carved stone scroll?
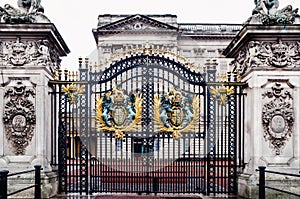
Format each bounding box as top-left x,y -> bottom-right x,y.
262,82 -> 294,155
3,80 -> 36,155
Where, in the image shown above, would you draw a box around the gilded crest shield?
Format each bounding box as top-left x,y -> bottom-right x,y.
112,105 -> 127,126
96,86 -> 142,139
154,87 -> 200,139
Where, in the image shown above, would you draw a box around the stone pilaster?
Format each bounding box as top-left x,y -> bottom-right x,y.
224,25 -> 300,198
0,24 -> 70,198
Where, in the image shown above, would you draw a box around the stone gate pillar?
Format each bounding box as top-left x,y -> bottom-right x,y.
0,1 -> 70,198
223,1 -> 300,198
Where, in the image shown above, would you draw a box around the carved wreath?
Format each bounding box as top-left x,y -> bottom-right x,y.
262,83 -> 294,155
3,82 -> 36,155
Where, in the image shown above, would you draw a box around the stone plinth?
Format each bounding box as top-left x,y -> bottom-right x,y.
0,24 -> 70,198
224,25 -> 300,198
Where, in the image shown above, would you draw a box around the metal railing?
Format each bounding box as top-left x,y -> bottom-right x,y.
257,166 -> 300,199
0,165 -> 42,199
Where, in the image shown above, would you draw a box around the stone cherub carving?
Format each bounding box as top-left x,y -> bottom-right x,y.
245,0 -> 299,25
0,0 -> 50,23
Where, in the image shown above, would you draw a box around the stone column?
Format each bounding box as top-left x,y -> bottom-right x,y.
0,24 -> 70,198
224,25 -> 300,198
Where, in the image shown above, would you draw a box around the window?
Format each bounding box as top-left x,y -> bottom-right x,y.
132,138 -> 154,157
184,140 -> 190,153
115,139 -> 122,151
154,139 -> 160,151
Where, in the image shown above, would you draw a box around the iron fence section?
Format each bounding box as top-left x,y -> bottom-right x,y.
0,165 -> 42,199
257,166 -> 300,199
49,54 -> 246,195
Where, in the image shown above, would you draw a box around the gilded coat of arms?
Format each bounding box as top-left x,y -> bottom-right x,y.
154,88 -> 200,139
96,87 -> 142,139
62,83 -> 84,105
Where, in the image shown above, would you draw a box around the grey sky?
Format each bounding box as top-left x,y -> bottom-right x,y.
1,0 -> 300,69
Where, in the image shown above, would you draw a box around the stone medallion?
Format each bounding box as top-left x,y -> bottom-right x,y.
262,83 -> 294,155
3,80 -> 36,155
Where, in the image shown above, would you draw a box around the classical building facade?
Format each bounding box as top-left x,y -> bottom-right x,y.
93,14 -> 242,75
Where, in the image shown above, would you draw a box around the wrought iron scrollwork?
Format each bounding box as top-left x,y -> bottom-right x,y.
94,55 -> 205,85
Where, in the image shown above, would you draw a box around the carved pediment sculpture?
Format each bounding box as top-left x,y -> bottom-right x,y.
97,15 -> 177,32
0,0 -> 50,23
245,0 -> 299,25
232,40 -> 300,76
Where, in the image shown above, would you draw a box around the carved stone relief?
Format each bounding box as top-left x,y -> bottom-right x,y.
262,82 -> 294,155
232,40 -> 300,76
0,37 -> 58,69
3,80 -> 36,155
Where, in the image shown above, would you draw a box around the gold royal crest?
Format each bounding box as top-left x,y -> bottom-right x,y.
96,86 -> 142,140
154,87 -> 200,139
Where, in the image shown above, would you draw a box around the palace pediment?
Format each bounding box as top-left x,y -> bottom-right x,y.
97,14 -> 178,31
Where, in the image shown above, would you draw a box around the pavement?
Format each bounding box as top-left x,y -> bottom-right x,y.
51,194 -> 242,199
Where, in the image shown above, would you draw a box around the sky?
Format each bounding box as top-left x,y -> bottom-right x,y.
1,0 -> 300,70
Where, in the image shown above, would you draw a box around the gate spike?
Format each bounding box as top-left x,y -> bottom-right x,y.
75,71 -> 79,81
68,71 -> 72,81
53,70 -> 57,80
78,57 -> 83,69
64,68 -> 68,81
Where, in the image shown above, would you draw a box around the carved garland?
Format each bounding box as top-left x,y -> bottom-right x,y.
262,83 -> 294,155
3,82 -> 36,155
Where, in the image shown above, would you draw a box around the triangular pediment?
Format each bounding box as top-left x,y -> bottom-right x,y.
97,14 -> 178,31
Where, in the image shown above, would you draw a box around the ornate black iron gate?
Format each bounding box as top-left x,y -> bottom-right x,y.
50,48 -> 245,195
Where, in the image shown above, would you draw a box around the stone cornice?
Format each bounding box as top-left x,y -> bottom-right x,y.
0,23 -> 70,56
223,25 -> 300,76
223,24 -> 300,57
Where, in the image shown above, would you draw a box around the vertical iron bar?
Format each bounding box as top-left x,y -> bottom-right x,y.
228,85 -> 238,194
0,170 -> 9,199
34,165 -> 42,199
206,60 -> 217,195
258,166 -> 266,199
78,58 -> 89,194
58,81 -> 67,194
